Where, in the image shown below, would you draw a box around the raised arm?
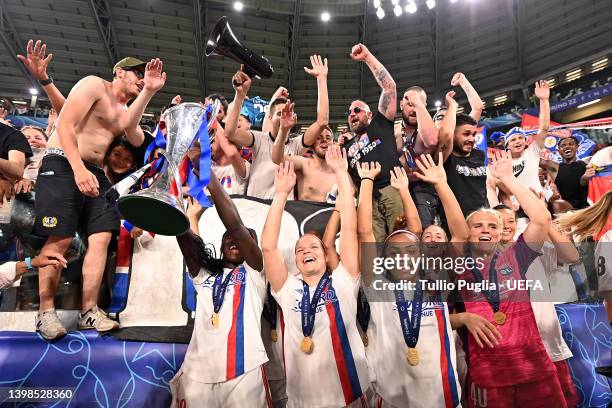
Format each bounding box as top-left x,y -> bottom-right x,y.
271,101 -> 303,171
415,153 -> 469,242
323,202 -> 341,270
302,55 -> 329,147
176,197 -> 207,277
489,150 -> 551,248
389,166 -> 422,236
548,224 -> 580,264
208,169 -> 262,270
123,59 -> 166,148
215,125 -> 247,179
261,162 -> 295,292
533,80 -> 550,148
350,43 -> 396,121
327,145 -> 359,277
451,73 -> 484,122
408,90 -> 438,151
436,91 -> 458,163
225,67 -> 255,148
17,39 -> 66,113
356,162 -> 380,285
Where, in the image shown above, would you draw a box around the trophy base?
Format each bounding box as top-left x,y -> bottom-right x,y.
117,195 -> 189,236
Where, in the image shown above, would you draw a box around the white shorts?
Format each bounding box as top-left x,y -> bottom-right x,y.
286,388 -> 372,408
268,378 -> 287,407
170,366 -> 272,408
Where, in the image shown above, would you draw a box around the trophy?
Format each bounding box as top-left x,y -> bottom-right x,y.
116,102 -> 220,236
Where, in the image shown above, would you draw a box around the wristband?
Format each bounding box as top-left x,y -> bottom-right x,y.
25,257 -> 33,271
361,177 -> 374,182
39,77 -> 53,86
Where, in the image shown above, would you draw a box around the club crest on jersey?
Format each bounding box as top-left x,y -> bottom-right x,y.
499,265 -> 513,276
292,287 -> 338,312
42,216 -> 58,228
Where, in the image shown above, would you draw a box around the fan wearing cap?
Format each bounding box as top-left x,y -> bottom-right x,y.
32,54 -> 166,341
500,81 -> 550,211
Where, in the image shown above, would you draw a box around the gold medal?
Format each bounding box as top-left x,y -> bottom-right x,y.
493,311 -> 506,326
300,336 -> 314,354
405,347 -> 419,366
270,329 -> 278,343
211,312 -> 219,328
361,332 -> 369,347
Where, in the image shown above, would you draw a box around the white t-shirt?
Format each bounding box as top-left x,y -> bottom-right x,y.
526,245 -> 573,362
272,264 -> 370,407
512,142 -> 543,195
246,131 -> 305,200
368,293 -> 461,408
211,160 -> 250,195
595,228 -> 612,293
180,262 -> 268,383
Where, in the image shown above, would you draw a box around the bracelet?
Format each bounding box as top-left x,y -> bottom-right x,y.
361,177 -> 374,182
25,257 -> 33,271
39,77 -> 53,86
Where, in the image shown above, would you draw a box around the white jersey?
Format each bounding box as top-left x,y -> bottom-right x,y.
512,142 -> 542,195
526,245 -> 572,362
367,286 -> 461,408
272,264 -> 370,407
595,228 -> 612,293
180,262 -> 268,383
246,131 -> 305,200
211,160 -> 250,195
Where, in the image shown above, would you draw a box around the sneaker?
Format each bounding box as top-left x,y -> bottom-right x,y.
78,306 -> 119,332
36,309 -> 68,341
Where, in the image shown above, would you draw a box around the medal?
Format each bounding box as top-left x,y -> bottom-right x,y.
405,347 -> 420,366
493,311 -> 506,325
395,282 -> 423,366
300,336 -> 314,354
300,274 -> 330,356
270,329 -> 278,342
361,332 -> 369,347
211,267 -> 238,330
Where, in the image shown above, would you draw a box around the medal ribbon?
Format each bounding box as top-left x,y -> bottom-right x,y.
262,283 -> 278,328
468,249 -> 500,313
394,281 -> 423,348
301,274 -> 330,338
212,267 -> 237,315
356,286 -> 370,333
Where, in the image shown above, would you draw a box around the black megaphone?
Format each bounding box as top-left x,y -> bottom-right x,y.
205,16 -> 273,80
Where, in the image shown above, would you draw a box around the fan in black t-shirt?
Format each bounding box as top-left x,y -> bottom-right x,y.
546,136 -> 592,209
0,122 -> 33,202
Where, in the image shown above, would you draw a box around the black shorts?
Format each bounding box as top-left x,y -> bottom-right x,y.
35,155 -> 120,237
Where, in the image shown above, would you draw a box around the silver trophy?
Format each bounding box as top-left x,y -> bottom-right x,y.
117,101 -> 219,236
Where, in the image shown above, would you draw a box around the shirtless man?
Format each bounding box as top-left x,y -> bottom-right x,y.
34,57 -> 166,340
272,103 -> 335,202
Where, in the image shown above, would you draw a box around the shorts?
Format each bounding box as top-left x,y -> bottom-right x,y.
170,366 -> 272,408
467,375 -> 567,408
35,155 -> 120,238
409,182 -> 439,229
554,360 -> 579,407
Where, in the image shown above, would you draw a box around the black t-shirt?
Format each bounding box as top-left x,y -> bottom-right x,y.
0,123 -> 33,160
556,160 -> 589,209
443,149 -> 487,217
344,112 -> 401,195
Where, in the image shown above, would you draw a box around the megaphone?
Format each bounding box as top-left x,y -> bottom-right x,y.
206,16 -> 273,80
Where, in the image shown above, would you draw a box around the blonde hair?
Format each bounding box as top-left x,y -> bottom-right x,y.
466,208 -> 503,229
554,191 -> 612,241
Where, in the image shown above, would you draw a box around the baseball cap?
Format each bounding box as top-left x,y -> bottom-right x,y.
113,57 -> 146,73
504,127 -> 526,147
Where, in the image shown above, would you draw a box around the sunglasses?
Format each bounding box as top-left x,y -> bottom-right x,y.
125,68 -> 145,79
345,106 -> 369,116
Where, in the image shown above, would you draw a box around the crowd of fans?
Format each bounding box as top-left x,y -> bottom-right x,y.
0,38 -> 610,408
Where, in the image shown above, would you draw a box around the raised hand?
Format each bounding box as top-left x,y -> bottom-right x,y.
304,55 -> 328,78
17,39 -> 53,81
406,89 -> 426,108
325,144 -> 348,174
414,152 -> 447,186
356,161 -> 381,180
489,150 -> 513,182
389,166 -> 409,191
280,101 -> 297,132
350,43 -> 370,62
275,161 -> 296,194
232,64 -> 252,97
171,95 -> 182,105
186,195 -> 204,221
534,80 -> 550,100
450,72 -> 466,87
271,86 -> 289,102
143,58 -> 166,92
445,90 -> 458,110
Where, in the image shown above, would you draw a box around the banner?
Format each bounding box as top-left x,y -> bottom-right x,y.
525,83 -> 612,115
474,126 -> 488,165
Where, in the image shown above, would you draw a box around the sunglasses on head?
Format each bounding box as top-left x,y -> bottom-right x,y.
346,106 -> 368,116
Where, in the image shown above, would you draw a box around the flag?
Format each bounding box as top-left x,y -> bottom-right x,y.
474,126 -> 488,165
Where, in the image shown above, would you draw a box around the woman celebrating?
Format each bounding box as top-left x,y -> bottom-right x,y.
170,172 -> 270,408
261,145 -> 370,407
